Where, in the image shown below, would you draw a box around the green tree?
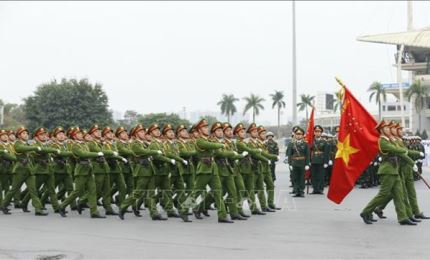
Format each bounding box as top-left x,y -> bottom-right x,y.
138,113 -> 191,129
243,94 -> 265,123
368,81 -> 386,121
23,78 -> 113,131
217,94 -> 239,123
0,100 -> 27,129
270,90 -> 286,139
422,129 -> 428,140
406,80 -> 429,132
297,94 -> 315,121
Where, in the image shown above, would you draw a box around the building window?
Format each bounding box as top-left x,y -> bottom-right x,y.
387,105 -> 396,111
382,105 -> 386,111
397,105 -> 401,111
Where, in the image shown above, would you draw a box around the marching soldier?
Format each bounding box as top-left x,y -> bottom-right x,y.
0,130 -> 17,207
58,128 -> 105,218
147,123 -> 181,218
115,127 -> 135,206
180,119 -> 232,223
1,127 -> 47,215
310,125 -> 331,194
360,120 -> 417,225
286,127 -> 310,197
118,124 -> 167,220
265,131 -> 279,182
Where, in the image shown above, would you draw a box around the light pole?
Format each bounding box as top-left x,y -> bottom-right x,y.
292,0 -> 297,125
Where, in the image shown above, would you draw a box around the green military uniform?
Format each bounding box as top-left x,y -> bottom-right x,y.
115,128 -> 135,199
256,135 -> 278,210
310,126 -> 330,194
0,131 -> 17,207
59,129 -> 103,217
119,125 -> 167,220
21,129 -> 61,212
177,136 -> 196,200
286,127 -> 310,197
361,133 -> 415,224
265,133 -> 279,181
2,127 -> 46,215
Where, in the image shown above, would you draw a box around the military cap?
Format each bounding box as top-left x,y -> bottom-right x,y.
130,124 -> 145,137
210,122 -> 223,133
69,127 -> 81,139
294,127 -> 305,135
82,129 -> 90,138
247,123 -> 258,133
88,124 -> 99,135
233,123 -> 245,135
115,126 -> 127,137
51,127 -> 65,137
195,119 -> 208,131
66,127 -> 75,138
0,129 -> 8,136
292,125 -> 299,133
33,127 -> 47,138
222,122 -> 232,132
257,125 -> 266,134
162,124 -> 174,135
266,131 -> 275,137
388,120 -> 397,128
375,120 -> 388,131
176,124 -> 187,135
147,123 -> 160,134
314,125 -> 324,132
102,127 -> 113,137
189,124 -> 196,133
7,130 -> 15,136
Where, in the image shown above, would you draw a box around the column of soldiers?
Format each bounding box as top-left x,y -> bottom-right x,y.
360,120 -> 429,225
0,119 -> 282,223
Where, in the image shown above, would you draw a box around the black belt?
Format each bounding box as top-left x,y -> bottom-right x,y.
200,157 -> 213,165
137,157 -> 151,166
79,159 -> 90,165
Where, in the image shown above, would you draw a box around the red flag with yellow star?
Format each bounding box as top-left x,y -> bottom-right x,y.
327,79 -> 379,204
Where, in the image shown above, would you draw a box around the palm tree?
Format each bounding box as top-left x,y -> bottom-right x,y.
243,94 -> 265,123
270,90 -> 286,138
333,90 -> 344,113
406,80 -> 429,132
296,94 -> 315,121
368,81 -> 386,121
217,94 -> 239,123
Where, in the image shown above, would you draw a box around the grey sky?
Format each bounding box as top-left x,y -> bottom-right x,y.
1,1 -> 430,125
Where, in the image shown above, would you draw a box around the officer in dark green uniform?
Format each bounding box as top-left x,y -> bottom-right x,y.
58,128 -> 105,218
286,127 -> 310,197
310,125 -> 330,194
1,127 -> 47,215
265,131 -> 279,181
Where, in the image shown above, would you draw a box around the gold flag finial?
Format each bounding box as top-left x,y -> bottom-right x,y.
335,77 -> 346,88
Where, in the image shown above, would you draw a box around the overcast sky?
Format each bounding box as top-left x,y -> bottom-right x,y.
1,1 -> 430,125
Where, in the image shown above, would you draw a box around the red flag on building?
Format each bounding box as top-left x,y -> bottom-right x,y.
327,78 -> 379,204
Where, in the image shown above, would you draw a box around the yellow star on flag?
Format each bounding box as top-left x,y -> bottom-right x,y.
335,134 -> 359,166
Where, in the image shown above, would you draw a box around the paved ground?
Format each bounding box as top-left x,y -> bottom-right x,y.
1,163 -> 430,259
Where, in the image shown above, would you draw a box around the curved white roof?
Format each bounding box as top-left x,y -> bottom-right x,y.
357,27 -> 430,49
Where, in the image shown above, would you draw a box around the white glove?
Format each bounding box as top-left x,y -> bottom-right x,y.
37,147 -> 42,151
323,164 -> 328,168
258,148 -> 263,152
182,160 -> 188,165
235,160 -> 239,164
328,160 -> 333,166
56,149 -> 61,155
3,149 -> 8,153
277,156 -> 281,161
97,152 -> 104,157
233,151 -> 238,155
305,165 -> 310,171
378,157 -> 382,162
157,150 -> 163,155
420,152 -> 425,157
170,159 -> 176,165
113,151 -> 119,157
289,165 -> 293,171
373,162 -> 378,166
122,158 -> 128,163
267,160 -> 271,165
413,164 -> 418,172
241,151 -> 249,157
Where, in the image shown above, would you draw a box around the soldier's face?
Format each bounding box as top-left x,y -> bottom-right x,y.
397,128 -> 403,136
94,130 -> 101,139
259,131 -> 266,140
105,132 -> 114,140
19,131 -> 29,140
200,126 -> 209,136
192,131 -> 199,138
224,128 -> 233,138
137,130 -> 146,140
8,134 -> 16,142
267,136 -> 273,140
295,133 -> 303,140
0,134 -> 7,142
152,129 -> 161,138
119,131 -> 128,140
75,132 -> 83,141
250,129 -> 258,138
382,126 -> 391,137
237,129 -> 246,139
214,128 -> 223,138
145,133 -> 152,141
57,132 -> 66,141
179,129 -> 189,139
390,127 -> 397,136
84,134 -> 93,142
314,130 -> 322,138
166,130 -> 175,139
